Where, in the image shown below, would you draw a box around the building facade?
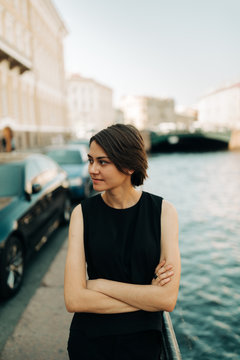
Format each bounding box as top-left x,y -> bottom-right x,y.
114,108 -> 124,124
120,95 -> 175,130
67,74 -> 113,138
198,82 -> 240,130
174,107 -> 198,131
0,0 -> 68,150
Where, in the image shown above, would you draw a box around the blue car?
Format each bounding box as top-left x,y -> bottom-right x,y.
44,145 -> 92,201
0,152 -> 71,299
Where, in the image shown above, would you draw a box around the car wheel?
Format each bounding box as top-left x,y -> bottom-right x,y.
0,236 -> 24,299
61,196 -> 71,224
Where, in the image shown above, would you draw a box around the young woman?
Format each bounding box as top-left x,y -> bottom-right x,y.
64,124 -> 181,360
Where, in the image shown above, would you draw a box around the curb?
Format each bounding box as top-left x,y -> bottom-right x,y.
1,239 -> 72,360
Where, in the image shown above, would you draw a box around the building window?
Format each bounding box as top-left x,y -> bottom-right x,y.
25,31 -> 31,57
5,13 -> 14,44
0,6 -> 3,36
13,0 -> 20,10
1,85 -> 8,117
21,90 -> 28,123
29,95 -> 35,124
13,89 -> 19,119
22,0 -> 28,20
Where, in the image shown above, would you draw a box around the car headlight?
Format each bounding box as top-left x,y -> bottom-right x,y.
69,177 -> 83,186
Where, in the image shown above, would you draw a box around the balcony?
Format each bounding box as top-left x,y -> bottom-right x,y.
0,37 -> 32,74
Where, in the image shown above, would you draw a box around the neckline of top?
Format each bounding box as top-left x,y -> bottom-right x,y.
99,191 -> 144,211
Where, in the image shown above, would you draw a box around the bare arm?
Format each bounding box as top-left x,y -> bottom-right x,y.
86,200 -> 181,312
64,204 -> 140,314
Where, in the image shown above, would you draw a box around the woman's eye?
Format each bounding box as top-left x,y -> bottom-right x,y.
88,159 -> 93,164
99,160 -> 107,165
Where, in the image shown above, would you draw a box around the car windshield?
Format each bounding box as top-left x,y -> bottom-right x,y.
46,149 -> 83,165
0,163 -> 24,197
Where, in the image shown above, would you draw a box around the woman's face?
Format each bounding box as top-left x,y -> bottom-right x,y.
88,140 -> 131,192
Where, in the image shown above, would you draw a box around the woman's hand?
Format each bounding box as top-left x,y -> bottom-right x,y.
151,260 -> 174,286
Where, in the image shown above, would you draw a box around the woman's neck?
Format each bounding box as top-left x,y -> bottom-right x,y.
102,187 -> 142,209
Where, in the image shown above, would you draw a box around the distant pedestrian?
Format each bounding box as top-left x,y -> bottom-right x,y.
64,124 -> 181,360
1,126 -> 15,152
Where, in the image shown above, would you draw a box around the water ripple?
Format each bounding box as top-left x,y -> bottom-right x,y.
144,151 -> 240,360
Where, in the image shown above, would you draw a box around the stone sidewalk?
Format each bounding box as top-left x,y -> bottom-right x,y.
0,239 -> 72,360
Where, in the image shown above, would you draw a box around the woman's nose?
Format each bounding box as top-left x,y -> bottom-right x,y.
89,162 -> 99,174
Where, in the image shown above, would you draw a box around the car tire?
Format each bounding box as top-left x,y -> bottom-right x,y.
0,236 -> 24,299
61,195 -> 71,224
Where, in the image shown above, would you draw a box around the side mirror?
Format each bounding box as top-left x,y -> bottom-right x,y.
24,191 -> 31,202
32,183 -> 42,194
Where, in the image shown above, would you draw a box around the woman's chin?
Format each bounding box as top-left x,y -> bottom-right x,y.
93,183 -> 105,191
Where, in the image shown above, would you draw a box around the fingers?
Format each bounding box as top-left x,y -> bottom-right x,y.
158,264 -> 173,276
159,277 -> 171,286
156,269 -> 173,282
161,270 -> 174,280
152,267 -> 174,286
153,260 -> 174,286
155,260 -> 173,272
151,276 -> 171,286
155,260 -> 166,272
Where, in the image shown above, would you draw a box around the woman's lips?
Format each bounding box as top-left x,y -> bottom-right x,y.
92,178 -> 104,184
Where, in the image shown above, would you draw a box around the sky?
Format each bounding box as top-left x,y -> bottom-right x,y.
55,0 -> 240,109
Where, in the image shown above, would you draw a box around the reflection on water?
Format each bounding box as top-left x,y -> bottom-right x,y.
143,150 -> 240,360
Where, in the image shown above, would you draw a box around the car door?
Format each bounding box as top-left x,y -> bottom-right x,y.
34,155 -> 68,222
18,158 -> 47,250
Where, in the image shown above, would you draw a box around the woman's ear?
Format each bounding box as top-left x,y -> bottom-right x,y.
128,170 -> 134,175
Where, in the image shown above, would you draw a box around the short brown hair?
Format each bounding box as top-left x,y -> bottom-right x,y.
90,124 -> 148,186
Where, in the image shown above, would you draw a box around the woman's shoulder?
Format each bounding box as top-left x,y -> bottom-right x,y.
143,192 -> 177,216
141,191 -> 163,214
161,199 -> 178,220
81,193 -> 101,206
78,194 -> 102,217
143,191 -> 163,200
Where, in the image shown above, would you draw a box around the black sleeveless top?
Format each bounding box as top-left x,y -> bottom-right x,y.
70,191 -> 163,337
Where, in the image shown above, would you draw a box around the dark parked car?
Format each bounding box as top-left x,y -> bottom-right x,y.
44,145 -> 92,201
0,152 -> 71,299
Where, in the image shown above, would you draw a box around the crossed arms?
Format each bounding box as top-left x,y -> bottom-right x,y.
64,200 -> 180,314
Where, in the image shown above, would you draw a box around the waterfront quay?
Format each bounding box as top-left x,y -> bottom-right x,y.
0,150 -> 239,360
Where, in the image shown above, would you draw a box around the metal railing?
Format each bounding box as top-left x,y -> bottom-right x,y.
161,312 -> 182,360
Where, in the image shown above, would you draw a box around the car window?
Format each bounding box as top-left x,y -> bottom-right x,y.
0,163 -> 24,197
26,159 -> 40,183
26,156 -> 59,190
33,155 -> 58,173
79,146 -> 88,162
46,149 -> 83,165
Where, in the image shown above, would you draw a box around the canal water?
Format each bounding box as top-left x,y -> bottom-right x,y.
143,150 -> 240,360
